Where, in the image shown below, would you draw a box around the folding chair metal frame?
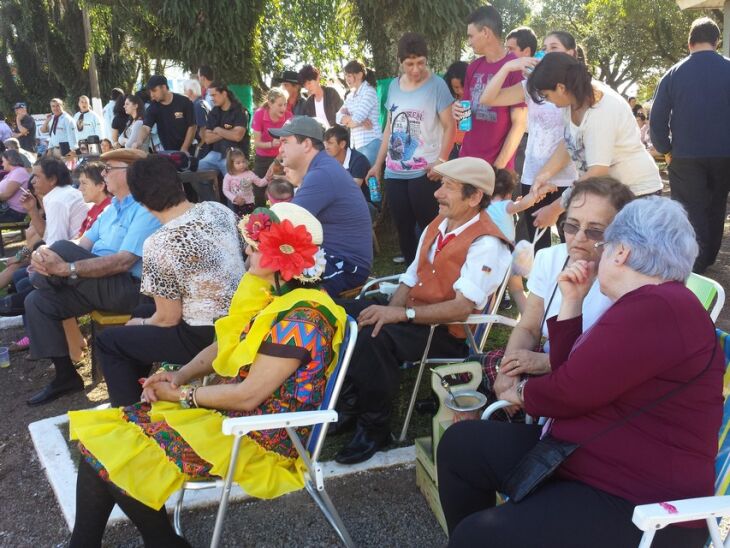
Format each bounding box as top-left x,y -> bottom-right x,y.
358,269 -> 517,442
173,317 -> 358,548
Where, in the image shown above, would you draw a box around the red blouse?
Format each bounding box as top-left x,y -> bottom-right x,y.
525,282 -> 724,516
78,196 -> 112,238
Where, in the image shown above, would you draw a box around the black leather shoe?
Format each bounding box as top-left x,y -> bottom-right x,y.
335,424 -> 391,465
328,412 -> 358,436
27,375 -> 84,406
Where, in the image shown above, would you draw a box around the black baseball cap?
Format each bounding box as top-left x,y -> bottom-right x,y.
12,102 -> 27,110
147,75 -> 169,90
269,116 -> 325,142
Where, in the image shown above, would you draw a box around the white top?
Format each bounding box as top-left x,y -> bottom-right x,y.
48,113 -> 77,150
336,82 -> 382,149
400,213 -> 512,309
564,82 -> 662,196
118,119 -> 150,150
41,185 -> 90,245
102,100 -> 115,140
141,202 -> 246,326
526,243 -> 612,351
73,110 -> 104,142
314,98 -> 329,129
523,83 -> 577,187
486,200 -> 516,242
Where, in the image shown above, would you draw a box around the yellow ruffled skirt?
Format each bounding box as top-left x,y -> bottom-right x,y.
69,400 -> 307,510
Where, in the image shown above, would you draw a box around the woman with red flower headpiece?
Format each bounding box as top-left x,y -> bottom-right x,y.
66,202 -> 348,547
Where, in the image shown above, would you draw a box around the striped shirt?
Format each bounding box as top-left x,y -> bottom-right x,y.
336,82 -> 381,149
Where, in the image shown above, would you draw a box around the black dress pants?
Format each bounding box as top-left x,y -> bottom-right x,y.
97,304 -> 215,406
384,175 -> 440,264
437,420 -> 708,548
668,157 -> 730,273
338,298 -> 467,429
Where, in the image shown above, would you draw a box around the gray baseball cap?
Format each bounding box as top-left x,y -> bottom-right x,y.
268,116 -> 324,142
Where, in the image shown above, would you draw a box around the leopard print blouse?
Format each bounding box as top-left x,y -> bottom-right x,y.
141,201 -> 246,325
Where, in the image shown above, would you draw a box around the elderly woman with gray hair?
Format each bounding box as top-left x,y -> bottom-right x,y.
438,196 -> 724,548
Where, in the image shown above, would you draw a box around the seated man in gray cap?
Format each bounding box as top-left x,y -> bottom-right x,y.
270,116 -> 373,296
24,148 -> 161,406
333,157 -> 513,465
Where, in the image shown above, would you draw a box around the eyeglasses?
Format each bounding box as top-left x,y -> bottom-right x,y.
560,221 -> 605,242
102,165 -> 128,174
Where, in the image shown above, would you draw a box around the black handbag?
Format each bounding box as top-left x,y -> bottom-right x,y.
502,435 -> 579,502
501,330 -> 718,503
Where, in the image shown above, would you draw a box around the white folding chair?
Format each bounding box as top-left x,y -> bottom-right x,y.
173,317 -> 358,548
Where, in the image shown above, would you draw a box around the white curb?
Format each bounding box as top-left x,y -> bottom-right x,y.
29,412 -> 416,529
0,315 -> 23,329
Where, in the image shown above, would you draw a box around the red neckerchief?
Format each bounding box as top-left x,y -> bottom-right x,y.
435,232 -> 456,254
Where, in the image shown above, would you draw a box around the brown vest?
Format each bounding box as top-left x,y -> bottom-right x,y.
408,211 -> 511,339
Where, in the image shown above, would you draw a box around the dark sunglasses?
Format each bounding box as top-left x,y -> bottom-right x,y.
561,221 -> 605,242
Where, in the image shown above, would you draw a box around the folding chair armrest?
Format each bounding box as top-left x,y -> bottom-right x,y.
452,314 -> 519,328
632,496 -> 730,530
481,400 -> 514,420
222,410 -> 338,436
357,274 -> 402,299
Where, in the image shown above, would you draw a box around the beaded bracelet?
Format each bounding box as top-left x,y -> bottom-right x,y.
178,385 -> 197,409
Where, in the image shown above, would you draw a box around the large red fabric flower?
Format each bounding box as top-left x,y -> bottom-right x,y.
258,219 -> 318,280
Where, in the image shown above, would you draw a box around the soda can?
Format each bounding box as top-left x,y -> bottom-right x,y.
458,100 -> 472,132
367,176 -> 382,203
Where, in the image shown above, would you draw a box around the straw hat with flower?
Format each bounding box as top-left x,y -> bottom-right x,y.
240,202 -> 326,286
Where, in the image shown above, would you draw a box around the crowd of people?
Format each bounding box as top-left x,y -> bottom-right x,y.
0,5 -> 727,547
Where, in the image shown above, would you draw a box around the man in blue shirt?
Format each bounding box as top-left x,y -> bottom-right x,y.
271,116 -> 373,296
24,148 -> 161,406
650,17 -> 730,273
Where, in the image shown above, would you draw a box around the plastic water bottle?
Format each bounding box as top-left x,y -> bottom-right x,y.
458,100 -> 472,132
368,176 -> 382,203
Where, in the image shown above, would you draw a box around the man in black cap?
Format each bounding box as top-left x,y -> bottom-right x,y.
136,75 -> 196,152
11,102 -> 36,153
270,116 -> 372,296
274,70 -> 307,116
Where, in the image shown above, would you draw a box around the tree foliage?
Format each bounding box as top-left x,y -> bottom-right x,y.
529,0 -> 719,95
259,0 -> 365,85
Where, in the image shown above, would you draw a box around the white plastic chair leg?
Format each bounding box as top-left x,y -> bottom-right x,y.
637,529 -> 656,548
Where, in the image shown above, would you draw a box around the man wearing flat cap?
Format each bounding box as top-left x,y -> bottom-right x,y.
334,157 -> 513,465
24,148 -> 161,406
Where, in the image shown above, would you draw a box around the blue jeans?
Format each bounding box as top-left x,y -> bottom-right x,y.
195,151 -> 226,201
198,150 -> 227,175
356,138 -> 382,167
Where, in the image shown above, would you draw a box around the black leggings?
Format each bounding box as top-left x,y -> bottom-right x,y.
70,459 -> 191,548
384,175 -> 440,264
437,420 -> 708,548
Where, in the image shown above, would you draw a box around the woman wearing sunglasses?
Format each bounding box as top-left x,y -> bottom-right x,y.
482,177 -> 634,405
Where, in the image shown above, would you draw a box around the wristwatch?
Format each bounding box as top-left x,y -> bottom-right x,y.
405,307 -> 416,323
68,262 -> 78,280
